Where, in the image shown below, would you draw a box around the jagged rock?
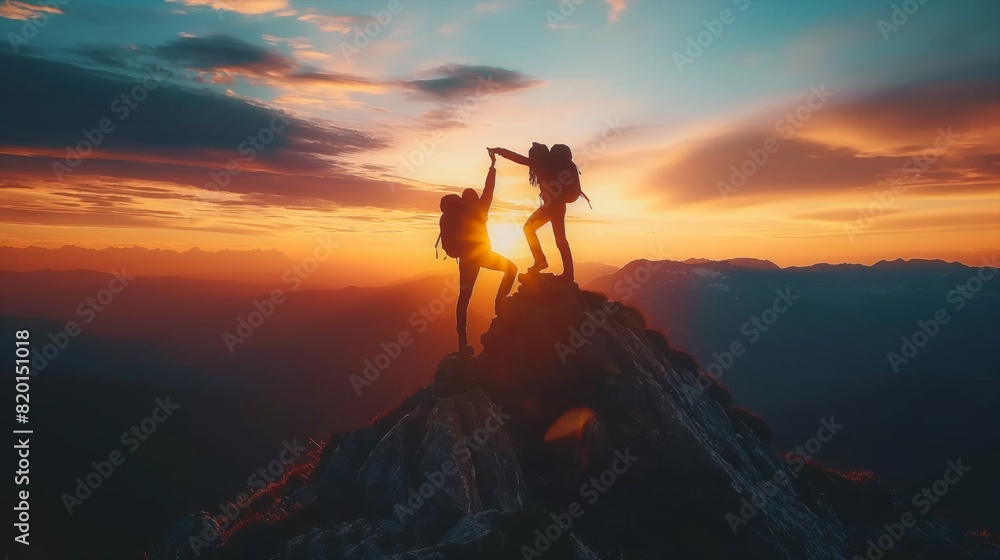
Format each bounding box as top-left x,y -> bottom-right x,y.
320,427 -> 381,502
433,350 -> 479,393
357,389 -> 526,533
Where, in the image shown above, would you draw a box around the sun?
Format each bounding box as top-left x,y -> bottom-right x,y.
487,220 -> 528,259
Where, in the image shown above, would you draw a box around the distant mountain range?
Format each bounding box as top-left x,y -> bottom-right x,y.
683,257 -> 781,270
0,245 -> 347,287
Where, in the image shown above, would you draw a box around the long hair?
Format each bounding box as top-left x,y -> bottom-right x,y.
527,142 -> 550,188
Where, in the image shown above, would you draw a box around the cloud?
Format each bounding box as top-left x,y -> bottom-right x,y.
154,34 -> 295,74
792,208 -> 901,222
400,64 -> 543,102
0,153 -> 445,217
64,36 -> 541,103
285,69 -> 386,93
647,78 -> 1000,205
297,13 -> 364,33
0,41 -> 545,217
0,0 -> 61,21
651,133 -> 903,204
605,0 -> 627,23
0,54 -> 378,170
166,0 -> 291,16
0,52 -> 467,215
801,79 -> 1000,151
416,108 -> 470,130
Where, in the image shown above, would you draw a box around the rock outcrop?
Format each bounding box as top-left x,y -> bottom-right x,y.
158,274 -> 999,560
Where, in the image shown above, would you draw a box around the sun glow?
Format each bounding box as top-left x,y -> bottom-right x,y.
487,220 -> 530,260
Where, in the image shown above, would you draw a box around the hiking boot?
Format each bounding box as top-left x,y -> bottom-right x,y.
526,259 -> 549,274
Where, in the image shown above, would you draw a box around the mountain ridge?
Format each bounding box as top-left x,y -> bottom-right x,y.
153,274 -> 997,560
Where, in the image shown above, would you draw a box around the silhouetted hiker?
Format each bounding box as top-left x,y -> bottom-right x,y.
492,143 -> 586,282
436,148 -> 517,353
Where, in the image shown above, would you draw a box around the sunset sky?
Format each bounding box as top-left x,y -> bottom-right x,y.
1,0 -> 998,283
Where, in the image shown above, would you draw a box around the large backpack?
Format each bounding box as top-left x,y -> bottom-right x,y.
547,144 -> 585,204
436,194 -> 470,259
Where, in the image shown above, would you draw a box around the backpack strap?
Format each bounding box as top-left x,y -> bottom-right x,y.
580,191 -> 593,209
434,233 -> 441,259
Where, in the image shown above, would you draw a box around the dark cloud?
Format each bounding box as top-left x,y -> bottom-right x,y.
0,51 -> 382,162
0,38 -> 543,214
400,64 -> 543,102
61,36 -> 542,102
0,52 -> 450,211
153,34 -> 295,73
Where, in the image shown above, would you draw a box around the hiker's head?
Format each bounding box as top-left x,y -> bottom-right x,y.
440,194 -> 462,213
462,188 -> 479,205
528,142 -> 550,187
550,143 -> 573,163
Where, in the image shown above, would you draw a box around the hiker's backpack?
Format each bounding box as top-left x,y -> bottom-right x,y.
436,194 -> 470,259
547,144 -> 585,205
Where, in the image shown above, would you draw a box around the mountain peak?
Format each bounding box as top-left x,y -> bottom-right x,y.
155,274 -> 996,560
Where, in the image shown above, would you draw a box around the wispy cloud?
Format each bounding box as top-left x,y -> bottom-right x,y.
296,13 -> 364,33
605,0 -> 627,23
400,64 -> 543,101
166,0 -> 291,16
0,0 -> 62,21
154,33 -> 295,73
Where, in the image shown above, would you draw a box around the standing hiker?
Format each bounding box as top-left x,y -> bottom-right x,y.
491,143 -> 585,282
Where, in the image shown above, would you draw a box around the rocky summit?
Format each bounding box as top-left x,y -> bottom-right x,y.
155,274 -> 999,560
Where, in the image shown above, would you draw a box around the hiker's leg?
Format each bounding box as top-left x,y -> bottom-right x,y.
456,258 -> 480,349
478,251 -> 518,311
551,203 -> 573,281
524,205 -> 552,273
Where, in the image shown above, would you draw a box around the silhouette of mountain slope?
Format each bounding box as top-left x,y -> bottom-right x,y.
585,258 -> 1000,533
155,275 -> 997,560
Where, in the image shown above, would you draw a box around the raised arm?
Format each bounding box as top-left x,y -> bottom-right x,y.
481,154 -> 497,211
491,147 -> 530,167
